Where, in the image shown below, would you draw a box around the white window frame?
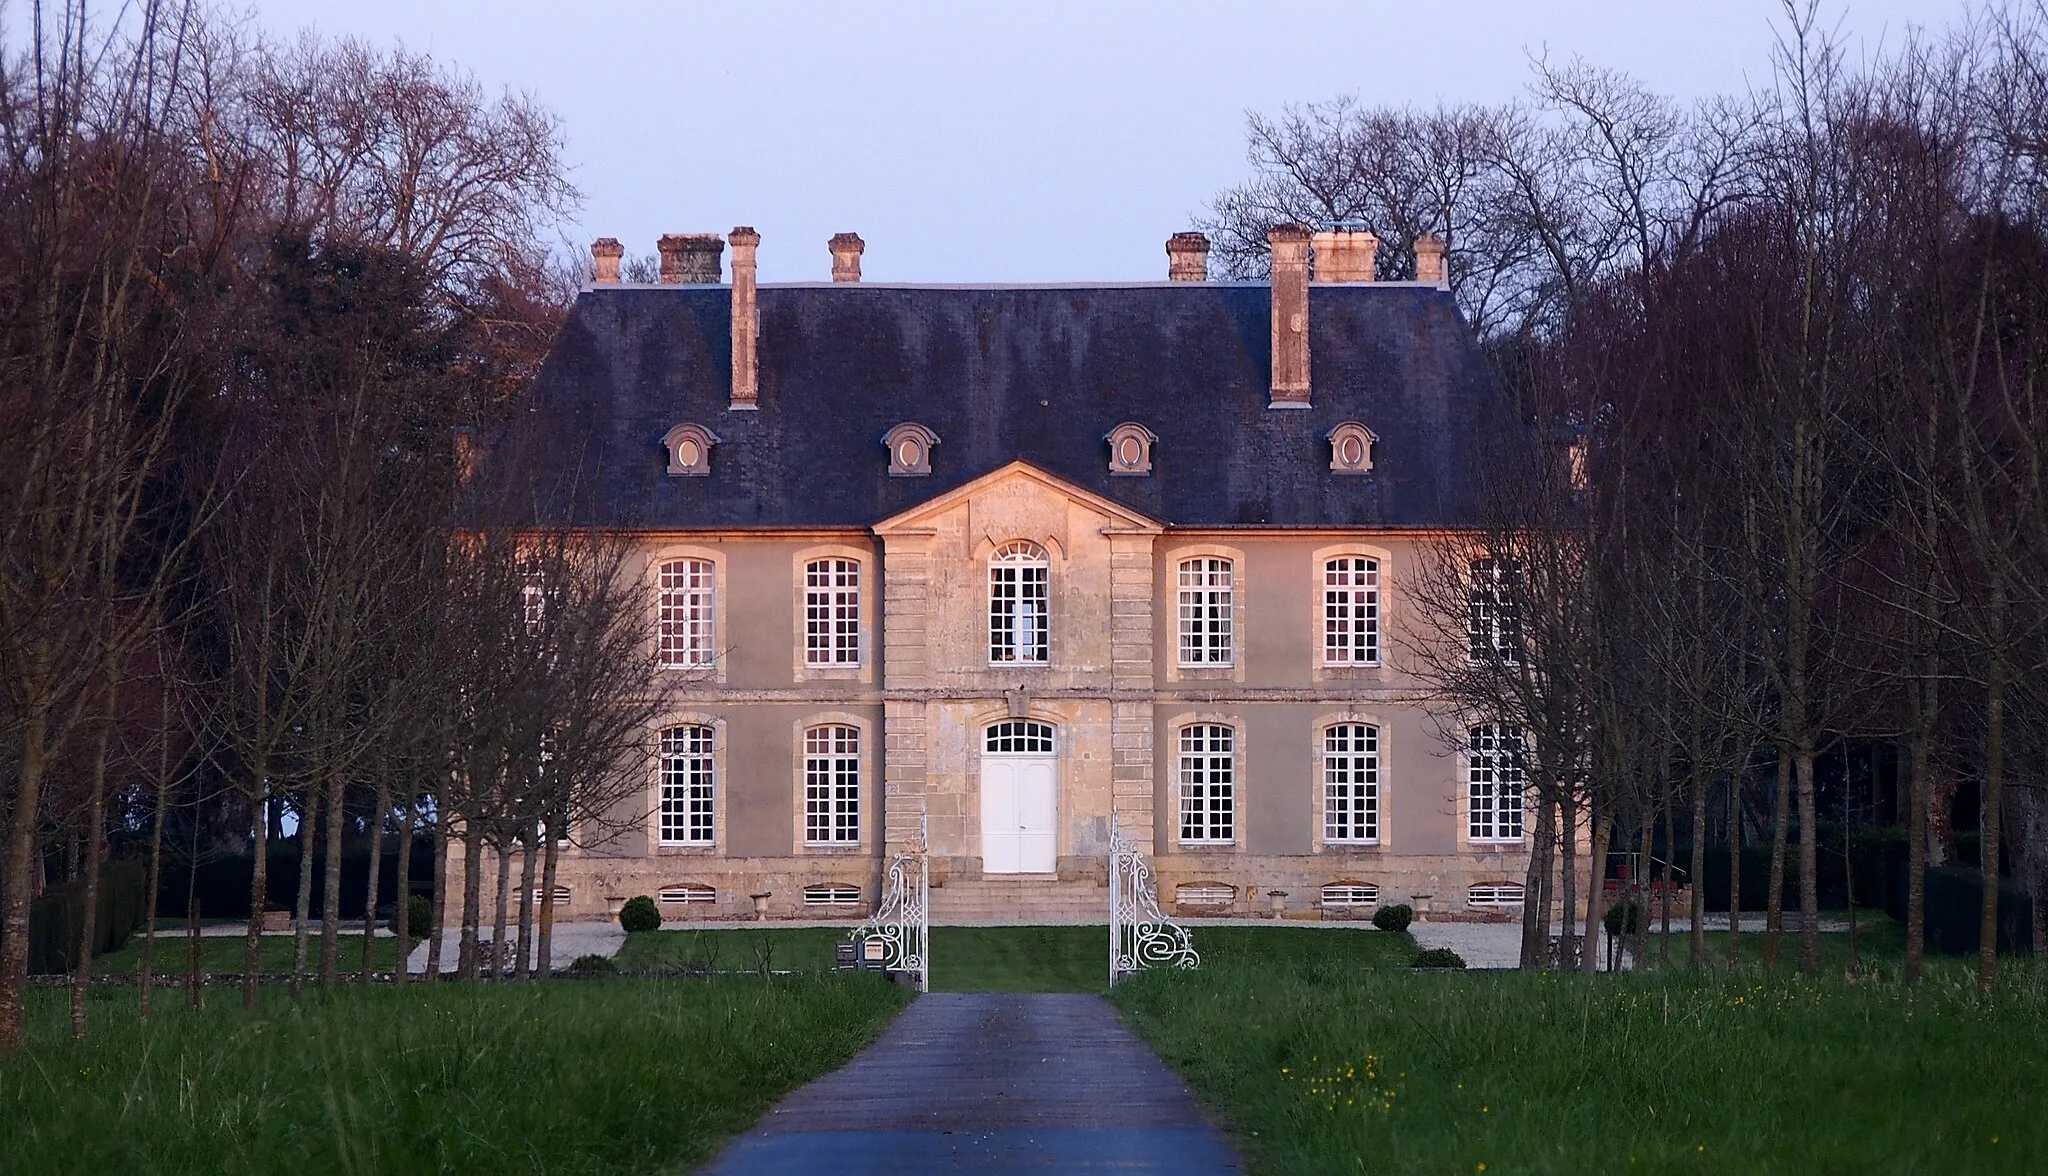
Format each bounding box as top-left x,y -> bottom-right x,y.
659,725 -> 716,845
1321,883 -> 1380,907
988,540 -> 1050,664
658,558 -> 717,669
1467,723 -> 1528,843
1467,557 -> 1521,664
1177,724 -> 1236,844
985,720 -> 1056,754
1177,557 -> 1235,666
804,884 -> 862,906
804,724 -> 862,845
1322,556 -> 1381,666
1469,883 -> 1527,907
803,557 -> 862,666
1322,723 -> 1380,844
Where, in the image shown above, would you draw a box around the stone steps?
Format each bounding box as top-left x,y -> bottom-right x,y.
930,877 -> 1110,925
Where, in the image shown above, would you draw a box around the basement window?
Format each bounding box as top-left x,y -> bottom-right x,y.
1321,883 -> 1380,908
804,884 -> 862,907
1468,883 -> 1526,907
1174,882 -> 1235,908
659,884 -> 716,905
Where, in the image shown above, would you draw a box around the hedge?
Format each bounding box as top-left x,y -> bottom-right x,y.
14,858 -> 151,974
1912,867 -> 2035,956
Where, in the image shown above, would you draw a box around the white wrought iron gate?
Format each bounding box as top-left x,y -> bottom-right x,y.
851,807 -> 929,991
1109,813 -> 1199,985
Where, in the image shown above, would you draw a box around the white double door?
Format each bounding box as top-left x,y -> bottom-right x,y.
981,755 -> 1057,874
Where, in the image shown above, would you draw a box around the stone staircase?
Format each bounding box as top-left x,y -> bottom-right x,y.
929,876 -> 1109,925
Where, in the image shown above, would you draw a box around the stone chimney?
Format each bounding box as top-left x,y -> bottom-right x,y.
729,226 -> 760,410
1268,223 -> 1312,407
1311,227 -> 1378,282
658,233 -> 724,283
829,232 -> 864,282
590,237 -> 624,284
1166,231 -> 1210,281
1414,232 -> 1448,287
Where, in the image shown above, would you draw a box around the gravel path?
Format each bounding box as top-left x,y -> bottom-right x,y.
701,993 -> 1240,1174
402,921 -> 626,975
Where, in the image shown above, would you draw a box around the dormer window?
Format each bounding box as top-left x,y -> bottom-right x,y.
1327,422 -> 1377,474
1105,422 -> 1156,476
882,422 -> 938,476
664,423 -> 719,476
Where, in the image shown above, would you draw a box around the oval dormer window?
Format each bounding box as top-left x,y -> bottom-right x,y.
882,422 -> 939,477
1327,422 -> 1377,475
1104,422 -> 1156,476
664,422 -> 719,476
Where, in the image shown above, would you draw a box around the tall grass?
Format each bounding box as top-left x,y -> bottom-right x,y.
1117,957 -> 2048,1173
3,977 -> 909,1174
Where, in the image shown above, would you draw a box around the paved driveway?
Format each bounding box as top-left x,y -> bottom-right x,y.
700,992 -> 1240,1174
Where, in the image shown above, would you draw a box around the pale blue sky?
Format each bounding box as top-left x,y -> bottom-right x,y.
242,0 -> 1970,282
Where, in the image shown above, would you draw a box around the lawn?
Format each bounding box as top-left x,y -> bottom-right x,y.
612,923 -> 1417,991
89,932 -> 405,975
2,975 -> 910,1175
1116,945 -> 2048,1174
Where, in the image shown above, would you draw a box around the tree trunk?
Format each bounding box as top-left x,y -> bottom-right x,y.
1558,792 -> 1580,971
394,787 -> 416,987
290,783 -> 321,1002
490,837 -> 513,982
1581,811 -> 1613,975
538,822 -> 561,980
186,816 -> 203,1009
1765,746 -> 1792,970
459,819 -> 483,980
1904,669 -> 1934,987
318,770 -> 348,986
514,826 -> 537,981
71,700 -> 118,1040
1979,665 -> 2005,994
140,686 -> 174,1022
1689,768 -> 1709,968
360,779 -> 391,984
0,701 -> 53,1054
1658,791 -> 1675,967
1796,736 -> 1821,975
426,810 -> 449,983
1520,790 -> 1557,969
1728,776 -> 1743,969
243,763 -> 271,1009
1635,808 -> 1654,970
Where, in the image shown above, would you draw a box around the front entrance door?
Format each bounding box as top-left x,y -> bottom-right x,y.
981,721 -> 1058,874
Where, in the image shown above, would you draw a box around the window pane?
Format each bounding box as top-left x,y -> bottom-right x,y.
1178,558 -> 1234,665
1178,724 -> 1235,843
1468,723 -> 1526,841
660,559 -> 716,668
805,559 -> 861,666
805,725 -> 861,844
989,545 -> 1050,664
1323,558 -> 1379,665
1324,723 -> 1379,843
660,725 -> 715,844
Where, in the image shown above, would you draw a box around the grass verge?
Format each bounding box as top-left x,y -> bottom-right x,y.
4,975 -> 910,1174
1116,949 -> 2048,1173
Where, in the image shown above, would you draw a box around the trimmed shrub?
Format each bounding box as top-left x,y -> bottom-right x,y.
619,895 -> 661,933
1603,897 -> 1642,938
1411,947 -> 1467,969
568,953 -> 618,975
393,894 -> 433,938
1372,904 -> 1414,933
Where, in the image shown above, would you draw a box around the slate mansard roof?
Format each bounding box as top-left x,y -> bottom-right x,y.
504,281 -> 1510,530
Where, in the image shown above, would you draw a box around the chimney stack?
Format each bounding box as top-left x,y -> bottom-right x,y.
829,232 -> 864,282
1311,227 -> 1378,282
1166,231 -> 1210,281
1268,223 -> 1312,408
591,237 -> 624,284
658,233 -> 724,283
729,226 -> 760,410
1414,232 -> 1448,287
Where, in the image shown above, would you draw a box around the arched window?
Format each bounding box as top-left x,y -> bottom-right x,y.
1468,723 -> 1527,842
658,558 -> 716,668
659,725 -> 715,845
1177,724 -> 1235,844
803,725 -> 862,845
1177,558 -> 1234,665
1323,557 -> 1380,665
988,541 -> 1050,664
985,720 -> 1055,754
804,558 -> 861,666
1323,723 -> 1379,843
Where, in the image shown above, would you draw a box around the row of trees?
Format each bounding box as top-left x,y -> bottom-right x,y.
1213,2 -> 2048,987
0,4 -> 661,1053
